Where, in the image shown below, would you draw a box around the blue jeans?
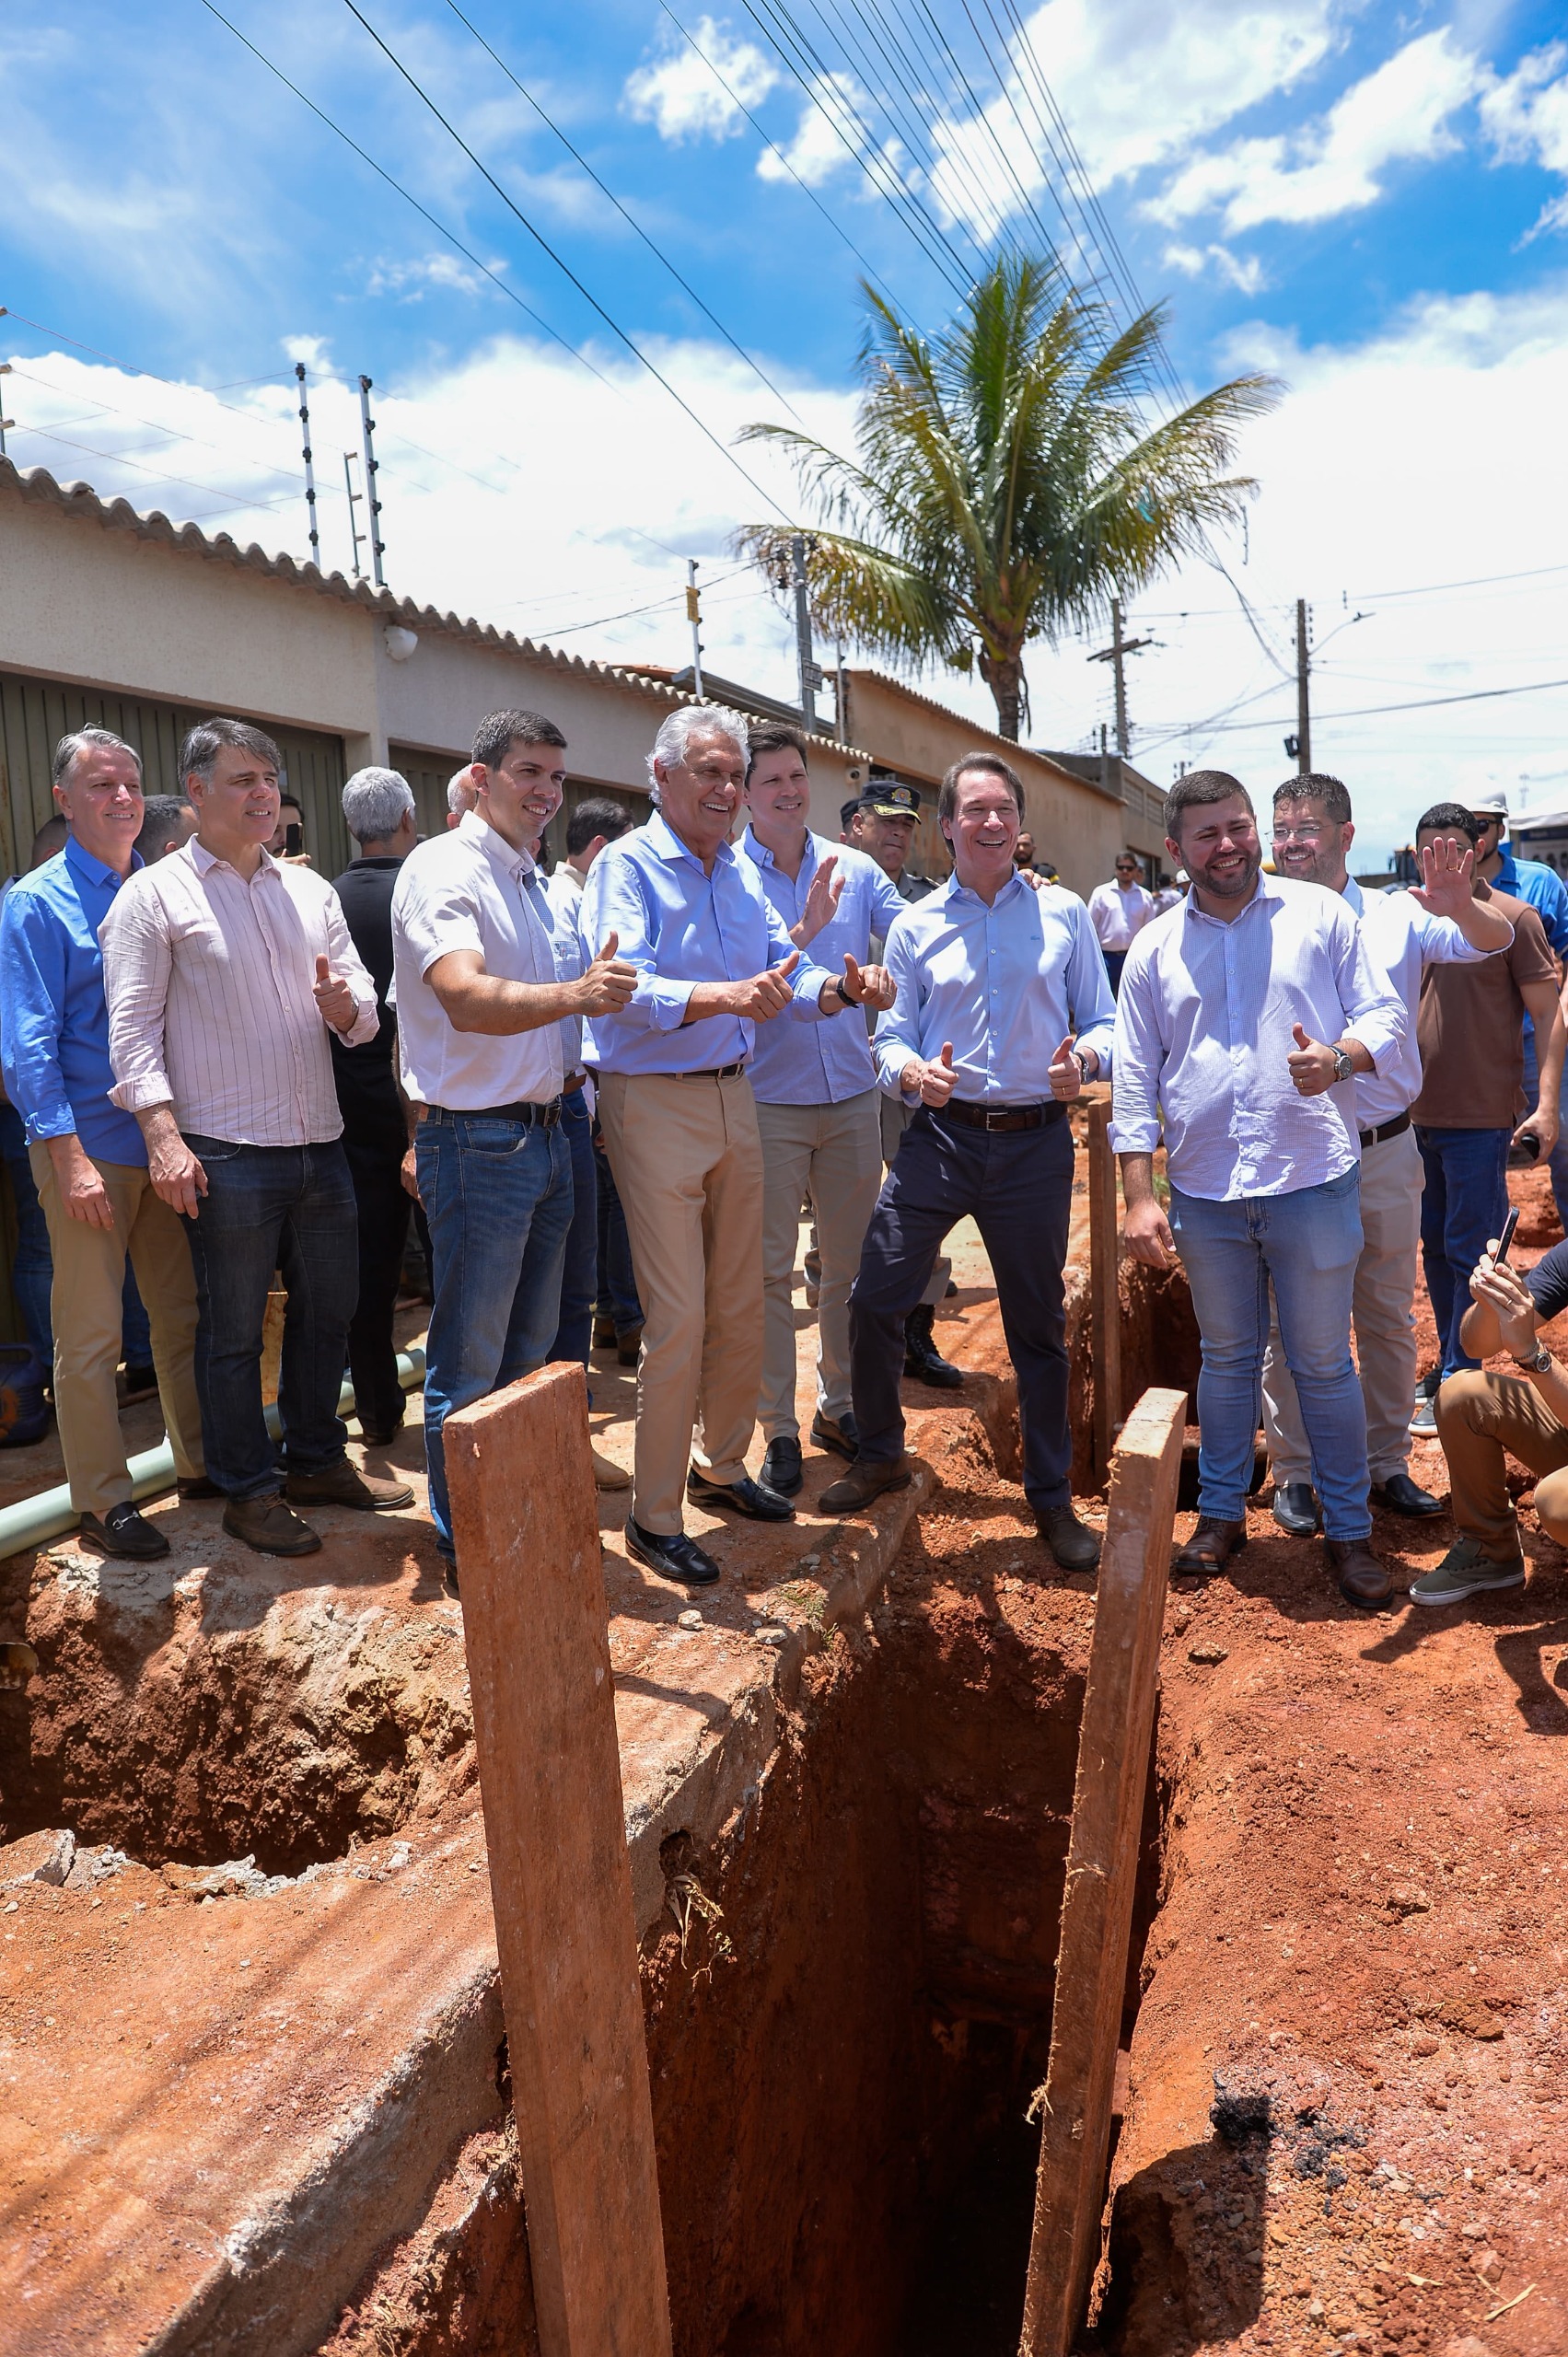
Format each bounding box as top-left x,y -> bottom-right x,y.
594,1121 -> 642,1332
1520,1033 -> 1568,1235
550,1091 -> 597,1370
0,1101 -> 54,1366
183,1137 -> 360,1502
417,1108 -> 574,1554
1415,1125 -> 1511,1378
1169,1169 -> 1370,1541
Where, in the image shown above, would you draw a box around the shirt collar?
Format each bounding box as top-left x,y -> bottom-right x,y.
189,836 -> 278,881
648,806 -> 735,876
1184,867 -> 1279,924
944,868 -> 1026,913
63,833 -> 142,892
458,805 -> 541,885
1342,875 -> 1365,916
740,822 -> 818,879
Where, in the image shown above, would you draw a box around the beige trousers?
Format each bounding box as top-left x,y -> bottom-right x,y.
30,1146 -> 204,1515
598,1070 -> 765,1534
1435,1367 -> 1568,1553
879,1091 -> 949,1308
756,1092 -> 884,1440
1262,1121 -> 1423,1484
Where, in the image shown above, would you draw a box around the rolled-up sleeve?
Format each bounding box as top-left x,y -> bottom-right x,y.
1108,942 -> 1164,1154
1331,904 -> 1405,1071
871,917 -> 923,1096
0,897 -> 75,1142
324,888 -> 379,1047
582,854 -> 694,1033
101,881 -> 177,1113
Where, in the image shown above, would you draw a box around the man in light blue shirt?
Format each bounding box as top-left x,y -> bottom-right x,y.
1112,769 -> 1406,1608
737,724 -> 900,1497
582,704 -> 878,1589
821,751 -> 1115,1572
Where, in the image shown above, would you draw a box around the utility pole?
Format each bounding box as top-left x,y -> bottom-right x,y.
0,361 -> 14,461
835,642 -> 850,745
357,374 -> 385,589
1294,597 -> 1312,775
686,560 -> 704,700
1086,597 -> 1154,758
294,361 -> 319,568
791,532 -> 821,733
343,452 -> 366,580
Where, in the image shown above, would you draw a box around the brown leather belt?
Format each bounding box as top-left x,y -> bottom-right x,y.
937,1099 -> 1065,1133
1358,1109 -> 1411,1150
563,1071 -> 587,1095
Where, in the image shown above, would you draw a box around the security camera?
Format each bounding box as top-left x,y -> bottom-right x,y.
383,624 -> 419,663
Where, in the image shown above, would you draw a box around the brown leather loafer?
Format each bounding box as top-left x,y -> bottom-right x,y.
285,1459 -> 415,1512
1171,1515 -> 1247,1576
819,1457 -> 912,1515
1325,1537 -> 1395,1610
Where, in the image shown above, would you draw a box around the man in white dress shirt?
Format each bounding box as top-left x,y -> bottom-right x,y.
1260,773 -> 1513,1538
102,717 -> 413,1560
1112,769 -> 1406,1608
1086,853 -> 1155,993
392,710 -> 637,1564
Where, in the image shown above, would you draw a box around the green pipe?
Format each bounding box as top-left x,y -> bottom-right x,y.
0,1345 -> 426,1562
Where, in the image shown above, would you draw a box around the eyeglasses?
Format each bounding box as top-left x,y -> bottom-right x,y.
1272,824 -> 1325,843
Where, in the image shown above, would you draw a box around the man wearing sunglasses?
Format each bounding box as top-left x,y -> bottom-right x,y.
1086,852 -> 1154,994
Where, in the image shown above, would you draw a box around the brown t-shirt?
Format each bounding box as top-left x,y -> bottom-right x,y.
1411,883 -> 1558,1129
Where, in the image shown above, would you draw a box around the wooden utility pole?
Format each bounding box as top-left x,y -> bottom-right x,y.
792,532 -> 820,731
1295,597 -> 1312,774
444,1365 -> 673,2357
1019,1387 -> 1185,2357
1086,599 -> 1154,759
686,559 -> 704,700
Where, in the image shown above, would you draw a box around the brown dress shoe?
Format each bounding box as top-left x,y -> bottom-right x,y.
285,1459 -> 415,1512
1325,1537 -> 1394,1609
592,1446 -> 631,1491
223,1495 -> 322,1557
1171,1515 -> 1247,1575
819,1457 -> 912,1515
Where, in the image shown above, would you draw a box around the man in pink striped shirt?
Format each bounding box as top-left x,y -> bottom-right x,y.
102,717 -> 413,1558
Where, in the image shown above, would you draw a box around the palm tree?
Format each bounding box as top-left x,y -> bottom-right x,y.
736,254 -> 1281,742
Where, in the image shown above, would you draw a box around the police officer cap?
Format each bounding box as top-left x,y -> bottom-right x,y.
855,778 -> 922,819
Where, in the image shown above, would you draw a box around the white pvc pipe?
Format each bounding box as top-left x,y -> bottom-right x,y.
0,1346 -> 426,1562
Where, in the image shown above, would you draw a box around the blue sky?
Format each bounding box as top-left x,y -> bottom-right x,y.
3,0 -> 1568,856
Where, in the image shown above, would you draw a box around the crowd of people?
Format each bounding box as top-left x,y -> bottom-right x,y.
0,703 -> 1562,1620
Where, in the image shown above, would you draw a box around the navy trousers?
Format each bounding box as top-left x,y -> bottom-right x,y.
848,1105 -> 1074,1511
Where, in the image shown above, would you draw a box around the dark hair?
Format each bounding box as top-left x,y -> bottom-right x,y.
565,798 -> 633,857
1274,772 -> 1352,825
471,708 -> 567,769
180,716 -> 283,786
1415,801 -> 1483,846
1165,769 -> 1253,839
29,814 -> 68,867
938,751 -> 1024,824
746,722 -> 810,777
134,795 -> 191,860
840,797 -> 863,831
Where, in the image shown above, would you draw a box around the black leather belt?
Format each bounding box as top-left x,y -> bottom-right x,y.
421,1097 -> 563,1129
938,1099 -> 1065,1132
1358,1109 -> 1411,1150
675,1061 -> 747,1080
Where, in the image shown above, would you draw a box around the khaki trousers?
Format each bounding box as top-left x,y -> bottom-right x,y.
30,1146 -> 204,1515
879,1092 -> 949,1308
1262,1121 -> 1423,1484
756,1092 -> 884,1439
1436,1368 -> 1568,1553
598,1070 -> 764,1534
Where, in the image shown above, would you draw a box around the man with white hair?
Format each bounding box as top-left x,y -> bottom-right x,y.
333,766 -> 420,1446
447,768 -> 477,830
583,703 -> 880,1588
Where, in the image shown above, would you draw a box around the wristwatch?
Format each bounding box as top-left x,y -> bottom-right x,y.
1514,1341 -> 1553,1375
1330,1044 -> 1355,1084
1072,1049 -> 1093,1085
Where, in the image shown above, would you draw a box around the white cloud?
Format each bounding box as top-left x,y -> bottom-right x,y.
1147,29 -> 1481,231
1480,41 -> 1568,238
755,71 -> 882,190
365,253 -> 494,301
622,17 -> 777,143
1162,241 -> 1268,295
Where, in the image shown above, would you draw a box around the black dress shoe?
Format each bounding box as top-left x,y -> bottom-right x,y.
1037,1505 -> 1101,1571
1272,1480 -> 1319,1537
1371,1470 -> 1445,1517
808,1410 -> 858,1460
761,1436 -> 804,1496
903,1304 -> 963,1388
78,1503 -> 171,1561
625,1519 -> 721,1586
687,1469 -> 795,1521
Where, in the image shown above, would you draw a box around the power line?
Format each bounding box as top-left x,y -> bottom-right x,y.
339,0 -> 790,518
5,365 -> 304,488
1141,671 -> 1568,756
5,422 -> 305,522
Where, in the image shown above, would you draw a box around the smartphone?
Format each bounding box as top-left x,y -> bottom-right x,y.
1494,1206 -> 1521,1267
1508,1131 -> 1542,1167
285,822 -> 304,858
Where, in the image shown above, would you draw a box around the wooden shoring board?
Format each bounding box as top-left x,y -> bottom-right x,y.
1018,1386 -> 1185,2357
1087,1099 -> 1123,1479
445,1363 -> 673,2357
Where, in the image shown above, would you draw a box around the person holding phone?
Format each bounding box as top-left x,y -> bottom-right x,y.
1420,1209 -> 1568,1605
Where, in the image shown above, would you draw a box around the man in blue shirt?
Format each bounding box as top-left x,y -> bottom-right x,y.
0,728 -> 205,1558
1471,793 -> 1568,1236
583,704 -> 875,1589
822,752 -> 1116,1572
737,725 -> 900,1498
